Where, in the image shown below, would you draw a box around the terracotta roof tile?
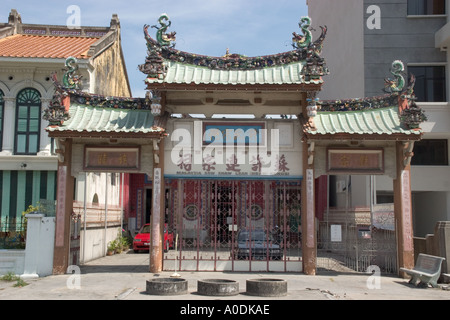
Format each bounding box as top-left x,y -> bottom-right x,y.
0,34 -> 101,59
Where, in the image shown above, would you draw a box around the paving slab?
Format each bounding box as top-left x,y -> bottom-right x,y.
0,251 -> 449,303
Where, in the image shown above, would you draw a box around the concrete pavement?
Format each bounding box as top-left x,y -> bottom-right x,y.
1,250 -> 449,302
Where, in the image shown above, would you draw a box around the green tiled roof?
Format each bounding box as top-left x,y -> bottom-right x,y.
145,61 -> 322,86
47,104 -> 164,134
306,106 -> 422,138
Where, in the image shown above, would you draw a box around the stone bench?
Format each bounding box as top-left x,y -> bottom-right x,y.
400,253 -> 446,288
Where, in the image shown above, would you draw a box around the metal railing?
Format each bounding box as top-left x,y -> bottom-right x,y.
0,217 -> 26,249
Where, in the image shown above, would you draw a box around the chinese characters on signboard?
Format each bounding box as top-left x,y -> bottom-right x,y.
173,152 -> 291,177
84,146 -> 140,172
327,148 -> 384,174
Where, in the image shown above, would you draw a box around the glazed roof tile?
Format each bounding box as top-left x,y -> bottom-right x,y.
0,34 -> 100,59
145,60 -> 321,86
306,107 -> 422,138
47,104 -> 163,134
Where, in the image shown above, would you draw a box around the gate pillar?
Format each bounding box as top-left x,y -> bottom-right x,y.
150,139 -> 165,273
53,138 -> 75,275
302,141 -> 316,275
393,141 -> 415,277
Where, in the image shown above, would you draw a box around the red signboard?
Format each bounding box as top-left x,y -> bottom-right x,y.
84,146 -> 140,172
327,148 -> 384,174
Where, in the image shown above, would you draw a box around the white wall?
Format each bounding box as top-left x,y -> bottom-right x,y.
74,172 -> 122,207
80,226 -> 120,263
307,0 -> 365,100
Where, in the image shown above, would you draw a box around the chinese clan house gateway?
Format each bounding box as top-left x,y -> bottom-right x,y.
45,14 -> 425,275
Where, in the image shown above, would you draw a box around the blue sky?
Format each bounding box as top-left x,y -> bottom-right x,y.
3,0 -> 309,97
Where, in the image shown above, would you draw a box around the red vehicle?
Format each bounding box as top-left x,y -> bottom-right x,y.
133,223 -> 174,253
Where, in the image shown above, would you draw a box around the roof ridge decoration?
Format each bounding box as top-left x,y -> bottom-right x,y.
62,57 -> 83,90
139,14 -> 329,82
384,60 -> 405,93
304,60 -> 427,134
292,17 -> 313,49
44,58 -> 167,128
42,74 -> 71,126
152,13 -> 177,47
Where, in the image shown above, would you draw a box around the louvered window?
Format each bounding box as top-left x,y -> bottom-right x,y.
14,88 -> 41,155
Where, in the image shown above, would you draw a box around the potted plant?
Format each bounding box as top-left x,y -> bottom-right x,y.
107,241 -> 116,256
114,238 -> 122,254
120,235 -> 130,252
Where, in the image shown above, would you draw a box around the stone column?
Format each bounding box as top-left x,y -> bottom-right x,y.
52,138 -> 74,275
150,139 -> 165,273
393,141 -> 415,277
302,142 -> 316,275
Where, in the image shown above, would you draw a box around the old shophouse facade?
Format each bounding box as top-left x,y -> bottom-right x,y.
0,9 -> 131,271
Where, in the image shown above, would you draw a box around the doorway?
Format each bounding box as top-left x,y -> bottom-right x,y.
163,179 -> 302,272
316,175 -> 398,274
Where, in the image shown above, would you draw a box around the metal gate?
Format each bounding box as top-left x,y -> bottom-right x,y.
317,221 -> 397,274
163,179 -> 302,272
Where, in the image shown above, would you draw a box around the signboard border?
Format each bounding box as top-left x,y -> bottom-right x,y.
326,147 -> 384,174
83,145 -> 141,172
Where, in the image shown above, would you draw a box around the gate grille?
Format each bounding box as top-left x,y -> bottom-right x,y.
163,179 -> 302,272
317,222 -> 397,274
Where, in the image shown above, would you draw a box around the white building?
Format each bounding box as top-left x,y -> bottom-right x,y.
308,0 -> 450,237
0,9 -> 131,257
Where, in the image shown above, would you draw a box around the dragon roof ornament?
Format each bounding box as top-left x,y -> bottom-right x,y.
384,60 -> 406,93
310,60 -> 427,131
62,57 -> 83,90
139,14 -> 329,80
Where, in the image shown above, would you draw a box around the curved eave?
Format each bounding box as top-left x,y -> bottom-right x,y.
46,129 -> 166,139
304,131 -> 423,141
45,103 -> 167,139
302,106 -> 424,141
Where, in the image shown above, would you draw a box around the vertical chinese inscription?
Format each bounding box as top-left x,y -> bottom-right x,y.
401,170 -> 413,251
152,168 -> 161,247
55,166 -> 67,246
306,169 -> 315,247
136,189 -> 143,229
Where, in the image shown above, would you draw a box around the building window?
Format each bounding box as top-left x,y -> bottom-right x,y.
411,139 -> 448,166
0,90 -> 4,151
408,0 -> 445,15
408,66 -> 446,102
14,88 -> 41,155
